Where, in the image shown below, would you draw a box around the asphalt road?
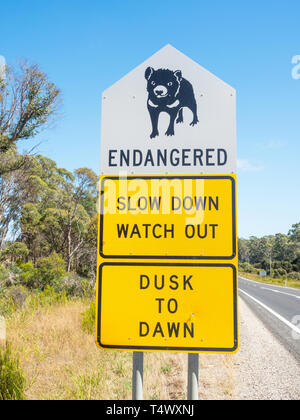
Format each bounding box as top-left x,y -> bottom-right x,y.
238,276 -> 300,361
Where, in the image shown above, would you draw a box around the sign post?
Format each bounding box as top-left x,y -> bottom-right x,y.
96,45 -> 238,400
132,352 -> 144,400
188,353 -> 199,400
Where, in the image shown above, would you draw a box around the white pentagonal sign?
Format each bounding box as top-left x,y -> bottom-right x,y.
100,44 -> 236,175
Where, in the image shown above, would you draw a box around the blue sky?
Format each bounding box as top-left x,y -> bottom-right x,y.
0,0 -> 299,238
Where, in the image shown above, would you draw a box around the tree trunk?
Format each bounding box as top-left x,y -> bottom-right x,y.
67,225 -> 72,272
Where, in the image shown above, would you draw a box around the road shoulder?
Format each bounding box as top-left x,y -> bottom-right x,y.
234,297 -> 300,400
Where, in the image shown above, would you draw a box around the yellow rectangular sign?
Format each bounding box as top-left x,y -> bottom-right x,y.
99,175 -> 236,259
96,263 -> 238,353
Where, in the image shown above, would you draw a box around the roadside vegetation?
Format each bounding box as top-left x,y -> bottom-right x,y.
0,343 -> 26,400
3,295 -> 189,400
238,224 -> 300,288
0,59 -> 189,400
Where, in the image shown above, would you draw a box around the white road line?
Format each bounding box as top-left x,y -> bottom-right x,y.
260,287 -> 300,299
239,289 -> 300,336
239,276 -> 300,292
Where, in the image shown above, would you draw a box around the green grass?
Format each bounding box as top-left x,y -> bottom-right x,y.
68,368 -> 103,400
161,363 -> 172,374
239,271 -> 300,289
81,301 -> 95,334
0,343 -> 26,400
0,285 -> 68,318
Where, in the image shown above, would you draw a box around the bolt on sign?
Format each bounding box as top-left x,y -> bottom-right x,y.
96,45 -> 238,353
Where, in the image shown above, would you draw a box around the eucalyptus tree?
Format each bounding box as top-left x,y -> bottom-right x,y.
0,60 -> 61,175
19,156 -> 97,272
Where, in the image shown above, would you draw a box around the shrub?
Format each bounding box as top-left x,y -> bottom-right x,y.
0,343 -> 26,400
27,285 -> 67,309
288,272 -> 300,281
0,292 -> 15,317
293,256 -> 300,272
82,302 -> 95,334
253,263 -> 263,269
36,253 -> 66,290
0,275 -> 17,317
8,286 -> 29,310
19,261 -> 38,289
272,268 -> 287,278
39,285 -> 66,306
238,262 -> 256,273
0,265 -> 7,283
0,263 -> 22,287
57,274 -> 93,298
0,267 -> 6,294
1,242 -> 29,264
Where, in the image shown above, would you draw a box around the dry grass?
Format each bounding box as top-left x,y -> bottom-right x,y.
239,271 -> 300,289
6,300 -> 236,400
145,352 -> 187,400
198,354 -> 236,399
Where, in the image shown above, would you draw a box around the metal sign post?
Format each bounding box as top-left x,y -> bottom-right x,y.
187,353 -> 199,400
132,352 -> 144,400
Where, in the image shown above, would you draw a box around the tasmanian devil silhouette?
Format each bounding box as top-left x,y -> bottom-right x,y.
145,67 -> 199,138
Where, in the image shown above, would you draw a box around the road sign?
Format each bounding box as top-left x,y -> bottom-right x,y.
259,270 -> 267,277
97,263 -> 238,352
96,45 -> 238,354
100,44 -> 236,175
99,175 -> 236,259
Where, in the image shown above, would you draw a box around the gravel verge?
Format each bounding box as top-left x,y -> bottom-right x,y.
234,297 -> 300,400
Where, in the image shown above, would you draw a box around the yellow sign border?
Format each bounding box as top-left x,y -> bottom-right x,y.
96,262 -> 238,353
99,175 -> 237,260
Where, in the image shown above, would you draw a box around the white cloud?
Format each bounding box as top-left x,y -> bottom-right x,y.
263,139 -> 286,150
237,159 -> 263,172
292,55 -> 300,80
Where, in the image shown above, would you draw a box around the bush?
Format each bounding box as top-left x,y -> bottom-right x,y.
292,256 -> 300,272
19,261 -> 38,289
57,274 -> 93,298
0,274 -> 17,316
1,242 -> 29,264
0,293 -> 15,317
253,263 -> 263,269
238,262 -> 256,273
0,265 -> 7,283
18,255 -> 66,291
8,286 -> 29,310
288,272 -> 300,281
272,268 -> 287,278
0,343 -> 26,400
26,285 -> 67,309
39,285 -> 67,306
82,302 -> 95,334
0,263 -> 22,287
272,261 -> 293,273
36,253 -> 66,290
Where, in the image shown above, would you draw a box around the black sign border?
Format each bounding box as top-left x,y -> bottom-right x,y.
97,262 -> 238,353
99,175 -> 236,260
